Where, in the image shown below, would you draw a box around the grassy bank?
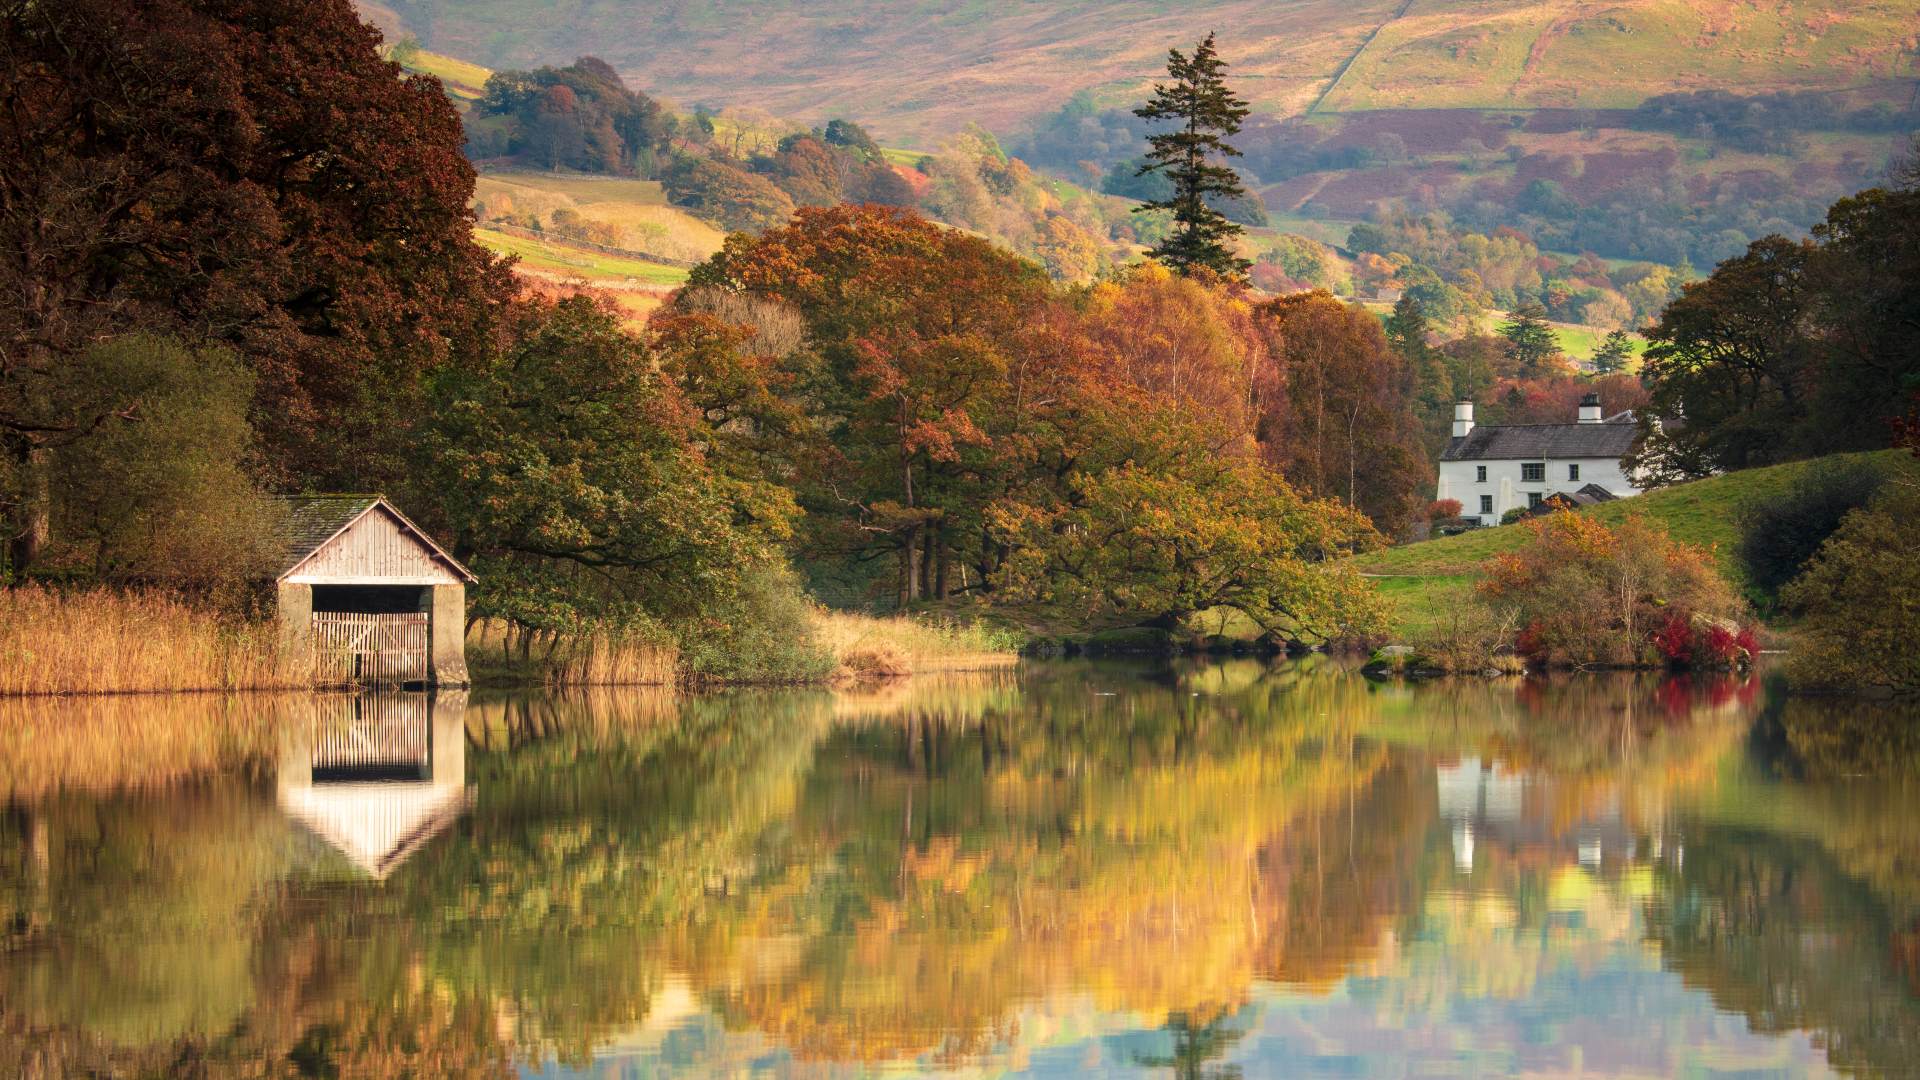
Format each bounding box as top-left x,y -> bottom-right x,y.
467,608 -> 1023,688
0,586 -> 306,696
1361,450 -> 1905,640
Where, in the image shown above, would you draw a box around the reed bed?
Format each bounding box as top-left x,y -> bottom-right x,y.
0,586 -> 308,695
466,619 -> 680,687
811,609 -> 1025,681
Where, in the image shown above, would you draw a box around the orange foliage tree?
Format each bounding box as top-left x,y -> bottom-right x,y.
1252,291 -> 1429,536
1478,512 -> 1750,667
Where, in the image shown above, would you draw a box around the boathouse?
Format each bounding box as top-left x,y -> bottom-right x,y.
273,495 -> 476,687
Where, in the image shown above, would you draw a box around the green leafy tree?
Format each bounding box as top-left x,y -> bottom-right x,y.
422,297 -> 800,646
1132,34 -> 1253,280
1781,483 -> 1920,694
1497,304 -> 1559,377
822,118 -> 881,161
1590,329 -> 1635,374
989,455 -> 1386,642
46,336 -> 278,589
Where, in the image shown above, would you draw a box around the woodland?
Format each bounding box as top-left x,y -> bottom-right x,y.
0,0 -> 1916,687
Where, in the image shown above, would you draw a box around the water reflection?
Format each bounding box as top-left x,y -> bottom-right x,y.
278,692 -> 470,880
0,664 -> 1914,1077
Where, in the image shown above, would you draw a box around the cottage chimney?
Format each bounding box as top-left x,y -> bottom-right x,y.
1578,393 -> 1603,424
1452,399 -> 1475,438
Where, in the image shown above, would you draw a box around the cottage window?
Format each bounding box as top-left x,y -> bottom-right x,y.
1527,492 -> 1544,508
1521,462 -> 1545,482
1476,465 -> 1487,482
1568,463 -> 1581,481
1479,495 -> 1493,515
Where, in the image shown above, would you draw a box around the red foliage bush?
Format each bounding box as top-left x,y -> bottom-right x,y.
1651,611 -> 1694,664
1429,498 -> 1463,521
1699,622 -> 1739,665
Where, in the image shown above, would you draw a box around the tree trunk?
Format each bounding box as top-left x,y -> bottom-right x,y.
899,525 -> 922,607
934,525 -> 951,600
5,450 -> 50,578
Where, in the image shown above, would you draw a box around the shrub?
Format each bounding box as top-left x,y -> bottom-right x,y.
1428,498 -> 1463,522
1479,512 -> 1752,668
1736,456 -> 1889,606
673,560 -> 835,684
1500,506 -> 1530,525
1781,484 -> 1920,694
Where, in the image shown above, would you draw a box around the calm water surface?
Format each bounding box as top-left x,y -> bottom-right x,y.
4,659 -> 1919,1078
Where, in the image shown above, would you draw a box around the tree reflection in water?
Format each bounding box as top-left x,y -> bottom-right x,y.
0,663 -> 1914,1077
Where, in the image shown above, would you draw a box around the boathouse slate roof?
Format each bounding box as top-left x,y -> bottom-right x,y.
1440,415 -> 1638,462
272,495 -> 476,583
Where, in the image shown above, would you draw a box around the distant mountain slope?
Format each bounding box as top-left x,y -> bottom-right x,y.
364,0 -> 1918,141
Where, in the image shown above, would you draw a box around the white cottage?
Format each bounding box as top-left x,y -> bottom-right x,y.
1436,394 -> 1641,527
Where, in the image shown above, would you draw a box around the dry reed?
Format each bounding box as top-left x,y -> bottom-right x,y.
0,586 -> 308,696
466,619 -> 679,687
810,609 -> 1024,681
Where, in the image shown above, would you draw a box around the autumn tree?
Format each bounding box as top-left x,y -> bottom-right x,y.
686,205 -> 1052,605
1254,291 -> 1430,535
1132,33 -> 1253,280
45,337 -> 279,590
1479,513 -> 1749,667
1385,294 -> 1458,453
0,0 -> 511,570
1636,179 -> 1918,480
990,454 -> 1385,642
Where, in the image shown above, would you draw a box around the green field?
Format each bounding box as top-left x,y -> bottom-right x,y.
474,228 -> 689,285
395,47 -> 492,99
1360,450 -> 1907,639
1550,322 -> 1645,365
880,146 -> 930,167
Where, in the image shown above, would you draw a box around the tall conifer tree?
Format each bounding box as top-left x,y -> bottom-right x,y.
1133,33 -> 1252,280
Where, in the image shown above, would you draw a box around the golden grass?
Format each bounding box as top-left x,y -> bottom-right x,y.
0,586 -> 308,696
473,172 -> 725,264
810,609 -> 1024,681
466,619 -> 680,687
473,228 -> 690,285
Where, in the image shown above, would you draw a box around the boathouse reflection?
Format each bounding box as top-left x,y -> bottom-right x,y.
277,691 -> 470,879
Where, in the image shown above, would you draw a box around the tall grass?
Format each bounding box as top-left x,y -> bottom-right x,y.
466,619 -> 679,687
0,586 -> 307,696
812,609 -> 1025,680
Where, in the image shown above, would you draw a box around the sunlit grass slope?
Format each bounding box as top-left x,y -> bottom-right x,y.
1361,449 -> 1908,638
473,227 -> 690,286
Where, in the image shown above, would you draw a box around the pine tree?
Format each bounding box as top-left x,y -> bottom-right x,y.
1498,303 -> 1559,377
1591,329 -> 1634,374
1133,33 -> 1252,280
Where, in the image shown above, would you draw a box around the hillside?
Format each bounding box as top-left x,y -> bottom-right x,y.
1359,450 -> 1909,638
363,0 -> 1920,141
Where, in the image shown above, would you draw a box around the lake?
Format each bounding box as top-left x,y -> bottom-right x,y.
3,658 -> 1918,1078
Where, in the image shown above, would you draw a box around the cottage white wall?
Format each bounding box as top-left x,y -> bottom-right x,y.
1437,456 -> 1642,526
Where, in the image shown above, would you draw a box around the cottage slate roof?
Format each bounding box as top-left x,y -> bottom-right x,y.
272,495 -> 476,583
1440,416 -> 1638,462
